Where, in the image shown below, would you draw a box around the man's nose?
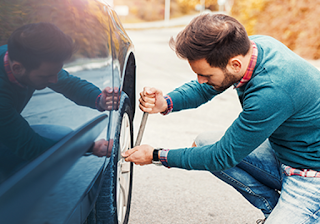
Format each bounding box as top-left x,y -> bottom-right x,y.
197,75 -> 208,84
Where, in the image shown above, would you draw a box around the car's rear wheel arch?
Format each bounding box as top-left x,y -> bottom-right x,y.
122,52 -> 136,119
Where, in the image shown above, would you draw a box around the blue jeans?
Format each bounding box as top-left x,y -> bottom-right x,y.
0,125 -> 72,183
195,131 -> 320,224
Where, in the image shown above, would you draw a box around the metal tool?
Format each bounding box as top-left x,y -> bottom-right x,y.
134,112 -> 149,147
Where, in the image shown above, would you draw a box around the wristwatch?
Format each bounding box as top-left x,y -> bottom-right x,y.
152,148 -> 162,165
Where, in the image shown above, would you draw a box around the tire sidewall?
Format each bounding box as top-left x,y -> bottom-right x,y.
86,92 -> 134,224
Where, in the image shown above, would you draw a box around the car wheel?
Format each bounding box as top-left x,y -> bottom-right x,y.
86,93 -> 133,224
116,111 -> 133,223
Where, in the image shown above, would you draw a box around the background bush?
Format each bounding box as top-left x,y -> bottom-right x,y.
2,0 -> 319,60
115,0 -> 218,22
0,0 -> 112,61
231,0 -> 320,59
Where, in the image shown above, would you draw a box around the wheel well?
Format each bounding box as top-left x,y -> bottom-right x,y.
122,52 -> 136,119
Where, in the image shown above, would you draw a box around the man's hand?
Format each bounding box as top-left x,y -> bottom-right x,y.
139,87 -> 167,114
122,144 -> 154,165
92,139 -> 113,157
99,87 -> 120,111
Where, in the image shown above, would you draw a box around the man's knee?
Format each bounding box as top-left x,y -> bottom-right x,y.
192,131 -> 225,147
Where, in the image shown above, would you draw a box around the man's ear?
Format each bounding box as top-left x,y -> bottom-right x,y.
11,61 -> 26,76
228,57 -> 242,73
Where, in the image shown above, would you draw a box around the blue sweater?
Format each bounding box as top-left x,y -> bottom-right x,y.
0,45 -> 101,160
167,35 -> 320,171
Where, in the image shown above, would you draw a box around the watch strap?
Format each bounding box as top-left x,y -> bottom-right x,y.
153,148 -> 162,161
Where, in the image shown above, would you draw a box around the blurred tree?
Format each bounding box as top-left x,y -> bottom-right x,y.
0,0 -> 29,46
115,0 -> 166,22
114,0 -> 219,22
177,0 -> 198,14
205,0 -> 219,11
177,0 -> 218,13
231,0 -> 269,35
231,0 -> 320,59
0,0 -> 112,61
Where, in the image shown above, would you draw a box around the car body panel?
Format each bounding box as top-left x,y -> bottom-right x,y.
0,114 -> 108,224
0,0 -> 135,223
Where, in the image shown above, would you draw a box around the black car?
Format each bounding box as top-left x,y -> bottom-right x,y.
0,0 -> 136,223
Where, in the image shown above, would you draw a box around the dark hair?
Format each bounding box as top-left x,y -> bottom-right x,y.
7,22 -> 74,70
169,14 -> 251,69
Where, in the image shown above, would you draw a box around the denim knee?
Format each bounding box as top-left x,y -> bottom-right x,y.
194,131 -> 225,147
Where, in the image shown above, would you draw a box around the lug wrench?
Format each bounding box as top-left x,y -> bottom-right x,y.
121,112 -> 148,159
134,112 -> 149,147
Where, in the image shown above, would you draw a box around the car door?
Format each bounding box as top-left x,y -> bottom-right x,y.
0,0 -> 120,223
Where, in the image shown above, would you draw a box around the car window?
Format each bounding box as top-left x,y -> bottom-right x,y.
0,0 -> 114,183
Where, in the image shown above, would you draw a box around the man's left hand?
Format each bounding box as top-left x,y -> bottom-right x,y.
122,144 -> 154,165
99,87 -> 120,111
92,139 -> 113,157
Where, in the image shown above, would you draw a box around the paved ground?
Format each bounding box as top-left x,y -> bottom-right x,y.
127,27 -> 263,224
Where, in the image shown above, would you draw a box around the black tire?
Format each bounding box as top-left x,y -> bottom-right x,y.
86,93 -> 134,224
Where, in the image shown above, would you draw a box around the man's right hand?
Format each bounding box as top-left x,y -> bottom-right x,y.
139,87 -> 167,114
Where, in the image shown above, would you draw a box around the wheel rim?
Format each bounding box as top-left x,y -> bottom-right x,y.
117,113 -> 131,224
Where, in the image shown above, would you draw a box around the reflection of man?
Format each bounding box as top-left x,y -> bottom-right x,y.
123,14 -> 320,223
0,23 -> 112,177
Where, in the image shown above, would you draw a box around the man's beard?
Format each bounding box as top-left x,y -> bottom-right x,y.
208,69 -> 241,92
19,71 -> 48,90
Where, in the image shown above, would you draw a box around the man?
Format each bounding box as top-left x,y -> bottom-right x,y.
0,22 -> 113,180
123,14 -> 320,223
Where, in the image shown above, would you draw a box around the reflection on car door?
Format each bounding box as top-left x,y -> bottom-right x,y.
0,0 -> 119,223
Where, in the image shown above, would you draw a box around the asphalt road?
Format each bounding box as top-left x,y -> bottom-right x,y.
127,28 -> 263,224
